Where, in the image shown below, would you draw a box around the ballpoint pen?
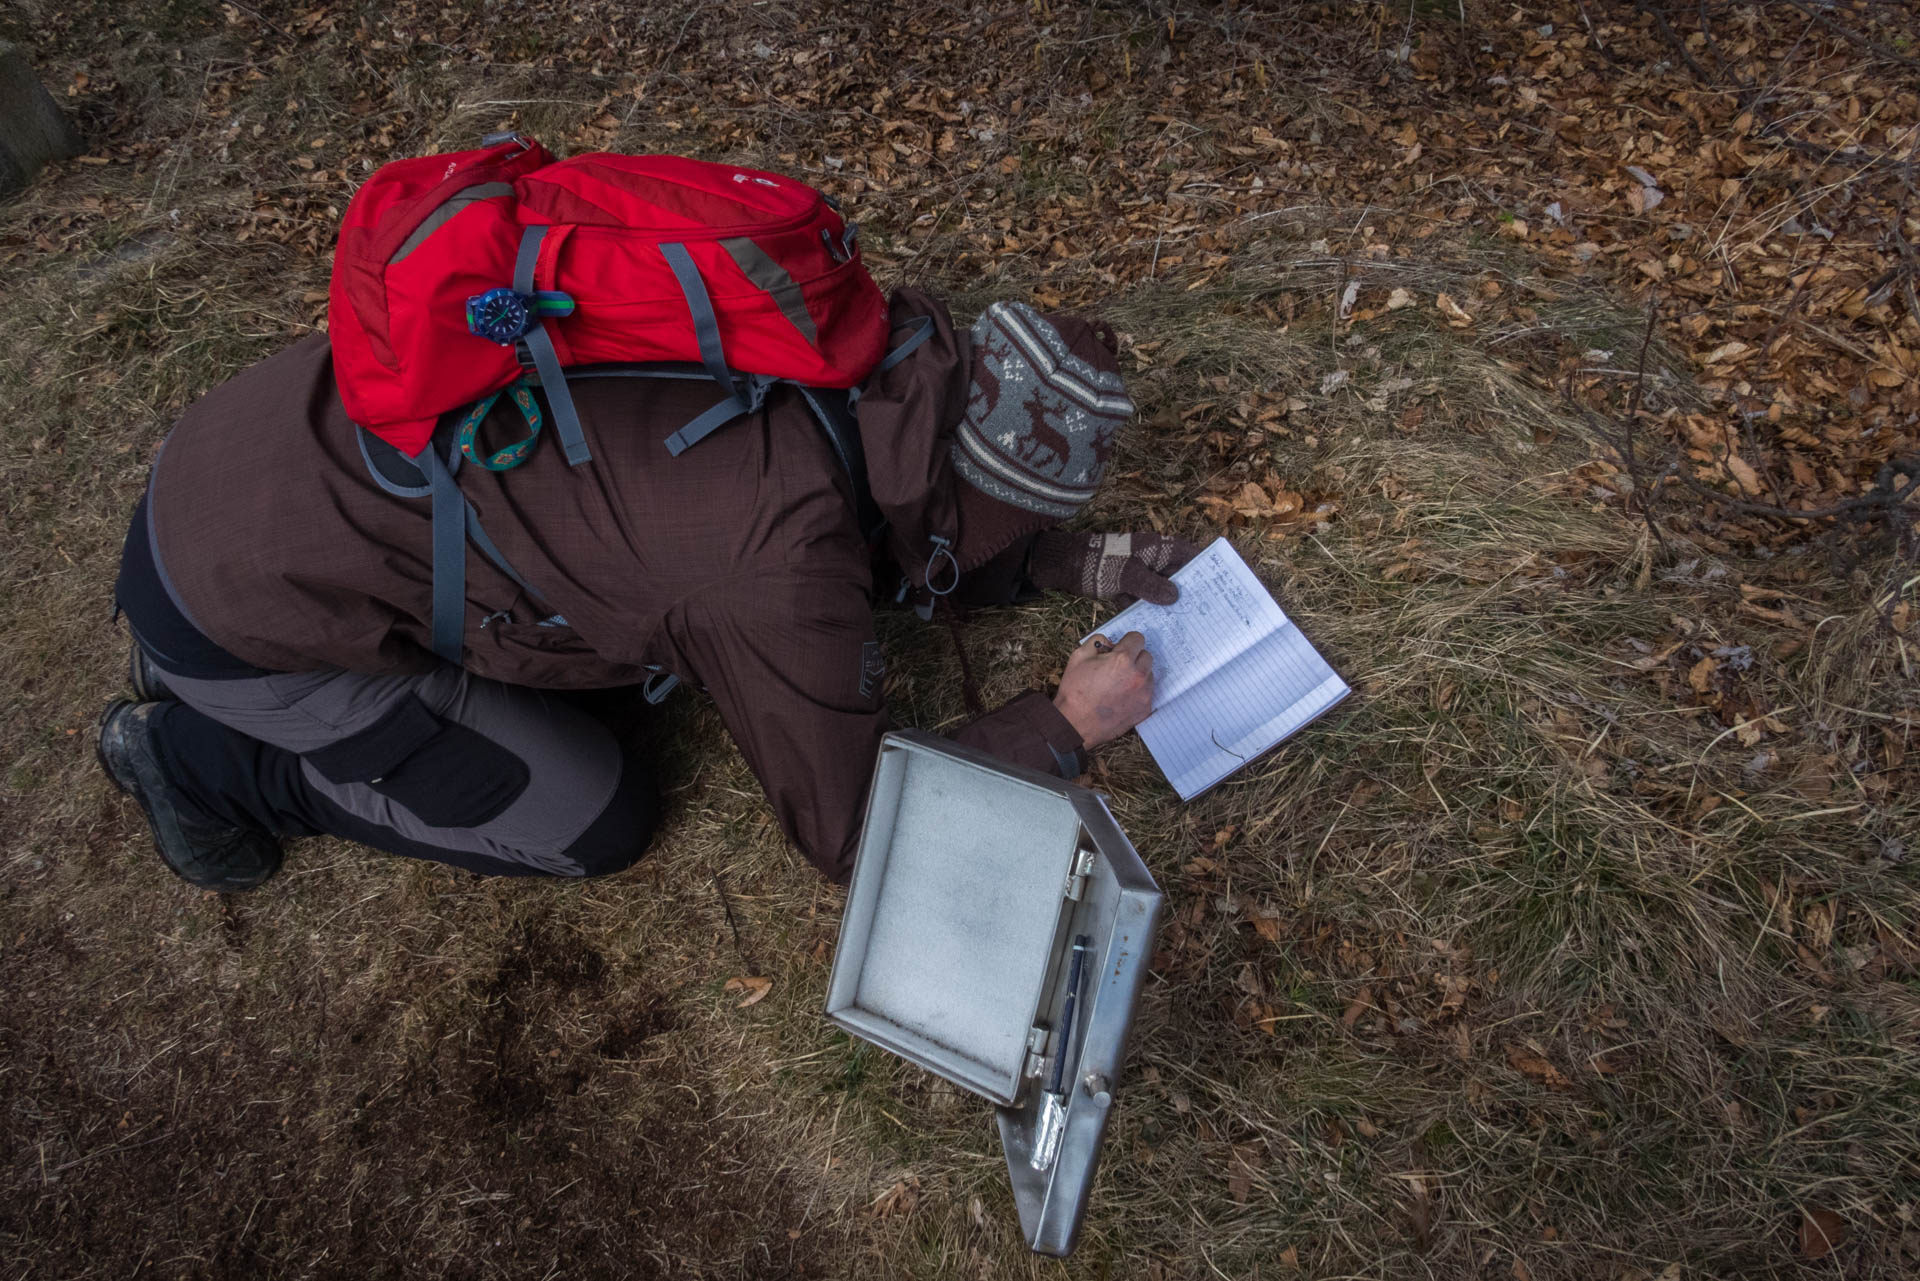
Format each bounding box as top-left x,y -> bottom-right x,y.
1032,934 -> 1092,1171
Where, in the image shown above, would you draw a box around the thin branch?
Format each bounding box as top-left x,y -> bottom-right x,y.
1782,0 -> 1920,71
224,0 -> 296,43
1633,0 -> 1717,86
1614,292 -> 1674,557
1669,454 -> 1920,523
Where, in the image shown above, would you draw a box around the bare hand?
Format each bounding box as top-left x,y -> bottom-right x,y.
1053,632 -> 1155,749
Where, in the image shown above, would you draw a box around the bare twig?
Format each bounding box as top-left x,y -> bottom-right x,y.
1782,0 -> 1920,71
1668,449 -> 1920,632
1670,455 -> 1920,524
1613,292 -> 1674,557
224,0 -> 296,43
1632,0 -> 1717,86
711,869 -> 755,972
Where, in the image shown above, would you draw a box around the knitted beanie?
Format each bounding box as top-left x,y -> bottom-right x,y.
949,301 -> 1135,569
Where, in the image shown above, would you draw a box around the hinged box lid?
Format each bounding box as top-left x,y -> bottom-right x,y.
826,731 -> 1163,1255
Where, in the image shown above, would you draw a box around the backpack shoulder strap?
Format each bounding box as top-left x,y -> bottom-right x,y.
358,425 -> 431,497
357,424 -> 557,664
793,384 -> 884,542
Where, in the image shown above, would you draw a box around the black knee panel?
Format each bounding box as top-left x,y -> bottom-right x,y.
562,752 -> 660,877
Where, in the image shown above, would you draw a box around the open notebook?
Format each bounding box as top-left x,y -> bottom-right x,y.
1091,538 -> 1349,800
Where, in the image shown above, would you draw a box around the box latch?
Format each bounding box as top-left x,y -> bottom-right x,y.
1063,847 -> 1096,901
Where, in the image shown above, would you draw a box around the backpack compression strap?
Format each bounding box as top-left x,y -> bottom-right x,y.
513,226 -> 593,467
656,242 -> 752,434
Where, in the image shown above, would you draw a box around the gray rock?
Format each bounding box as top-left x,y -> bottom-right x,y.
0,42 -> 83,198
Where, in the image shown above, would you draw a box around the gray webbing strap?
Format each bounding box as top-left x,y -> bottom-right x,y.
662,375 -> 773,457
357,427 -> 430,498
463,502 -> 539,602
512,224 -> 542,298
565,364 -> 711,383
877,314 -> 935,375
848,315 -> 936,412
426,446 -> 466,664
513,226 -> 592,467
368,423 -> 556,662
659,242 -> 749,410
521,325 -> 590,466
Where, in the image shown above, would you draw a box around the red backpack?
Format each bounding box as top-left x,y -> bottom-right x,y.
329,136 -> 928,668
330,133 -> 890,462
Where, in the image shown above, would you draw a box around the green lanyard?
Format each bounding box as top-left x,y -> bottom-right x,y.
455,378 -> 544,472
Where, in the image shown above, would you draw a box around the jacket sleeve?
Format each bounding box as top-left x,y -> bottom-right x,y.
667,570 -> 1085,883
950,689 -> 1087,781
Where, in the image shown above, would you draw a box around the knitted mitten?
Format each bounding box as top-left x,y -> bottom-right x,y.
1027,531 -> 1203,606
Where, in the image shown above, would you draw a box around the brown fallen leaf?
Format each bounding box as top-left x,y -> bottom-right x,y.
1798,1208 -> 1850,1259
1404,1174 -> 1434,1250
1340,985 -> 1374,1029
872,1176 -> 921,1218
724,975 -> 773,1008
1233,480 -> 1275,517
1436,293 -> 1474,327
1240,898 -> 1285,943
1504,1041 -> 1572,1090
1227,1143 -> 1260,1204
1688,655 -> 1718,694
1724,453 -> 1764,495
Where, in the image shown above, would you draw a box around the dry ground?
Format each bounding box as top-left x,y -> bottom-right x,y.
2,3 -> 1917,1279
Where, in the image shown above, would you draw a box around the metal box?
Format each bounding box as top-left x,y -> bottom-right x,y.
825,731 -> 1163,1256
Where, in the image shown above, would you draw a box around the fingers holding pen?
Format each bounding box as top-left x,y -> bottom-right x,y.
1113,630 -> 1152,671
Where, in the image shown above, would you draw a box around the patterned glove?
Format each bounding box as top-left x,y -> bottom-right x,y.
1027,531 -> 1204,606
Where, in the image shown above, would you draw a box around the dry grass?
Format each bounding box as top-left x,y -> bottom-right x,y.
3,3 -> 1918,1279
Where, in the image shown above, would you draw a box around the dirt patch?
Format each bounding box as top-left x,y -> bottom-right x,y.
595,994 -> 678,1062
0,906 -> 846,1279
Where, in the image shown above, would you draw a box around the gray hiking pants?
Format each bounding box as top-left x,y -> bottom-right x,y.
149,661 -> 657,878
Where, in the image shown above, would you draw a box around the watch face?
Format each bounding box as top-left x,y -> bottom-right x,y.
467,287 -> 531,345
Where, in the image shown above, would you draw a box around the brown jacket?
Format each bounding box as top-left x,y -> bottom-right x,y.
147,289 -> 1086,880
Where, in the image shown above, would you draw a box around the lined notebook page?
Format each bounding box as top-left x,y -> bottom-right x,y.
1098,539 -> 1277,704
1094,539 -> 1349,800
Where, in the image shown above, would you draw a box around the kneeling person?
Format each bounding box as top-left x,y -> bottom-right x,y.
100,292 -> 1195,888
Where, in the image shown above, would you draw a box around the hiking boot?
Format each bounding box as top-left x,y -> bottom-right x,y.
128,644 -> 175,702
96,699 -> 282,892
